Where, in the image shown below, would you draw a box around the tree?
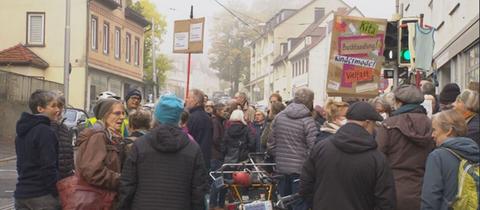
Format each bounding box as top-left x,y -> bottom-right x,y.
130,0 -> 170,96
208,0 -> 308,95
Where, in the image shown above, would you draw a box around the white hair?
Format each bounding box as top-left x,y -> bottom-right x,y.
230,109 -> 247,125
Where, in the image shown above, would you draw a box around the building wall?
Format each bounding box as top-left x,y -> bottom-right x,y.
0,0 -> 88,108
88,1 -> 144,82
400,0 -> 479,90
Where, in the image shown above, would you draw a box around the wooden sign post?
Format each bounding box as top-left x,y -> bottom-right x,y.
173,6 -> 205,98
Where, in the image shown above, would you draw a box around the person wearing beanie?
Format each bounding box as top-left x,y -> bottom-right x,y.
221,110 -> 254,164
300,101 -> 396,210
375,84 -> 435,210
439,83 -> 461,111
125,89 -> 142,113
118,93 -> 208,210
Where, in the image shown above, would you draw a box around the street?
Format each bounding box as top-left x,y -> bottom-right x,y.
0,159 -> 16,209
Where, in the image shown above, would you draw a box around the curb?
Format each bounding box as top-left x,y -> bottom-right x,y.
0,156 -> 16,162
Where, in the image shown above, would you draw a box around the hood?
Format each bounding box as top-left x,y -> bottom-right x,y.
383,112 -> 433,147
16,112 -> 51,137
441,137 -> 480,163
148,124 -> 190,153
227,123 -> 248,138
284,102 -> 312,119
331,123 -> 377,153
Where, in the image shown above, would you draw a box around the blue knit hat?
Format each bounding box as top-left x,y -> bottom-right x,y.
155,94 -> 184,125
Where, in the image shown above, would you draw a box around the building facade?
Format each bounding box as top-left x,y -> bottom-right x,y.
400,0 -> 479,90
248,0 -> 357,105
0,0 -> 148,110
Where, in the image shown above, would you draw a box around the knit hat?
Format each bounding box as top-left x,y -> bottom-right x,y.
439,83 -> 461,105
155,94 -> 184,125
125,89 -> 142,102
230,110 -> 247,125
346,102 -> 384,121
94,98 -> 120,120
394,85 -> 424,104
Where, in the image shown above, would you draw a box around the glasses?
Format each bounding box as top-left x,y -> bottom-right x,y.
111,111 -> 125,117
205,105 -> 214,108
129,96 -> 141,101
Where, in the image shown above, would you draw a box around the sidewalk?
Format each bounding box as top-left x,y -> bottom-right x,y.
0,139 -> 15,161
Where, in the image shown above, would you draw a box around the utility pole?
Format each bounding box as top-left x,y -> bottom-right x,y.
152,17 -> 157,101
63,0 -> 71,105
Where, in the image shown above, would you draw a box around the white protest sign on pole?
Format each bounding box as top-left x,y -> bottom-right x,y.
189,23 -> 203,42
174,32 -> 189,51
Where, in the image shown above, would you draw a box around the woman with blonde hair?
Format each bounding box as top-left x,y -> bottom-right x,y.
421,109 -> 479,210
453,89 -> 479,146
221,110 -> 255,163
316,100 -> 349,142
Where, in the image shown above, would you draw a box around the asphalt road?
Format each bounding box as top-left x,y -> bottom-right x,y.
0,159 -> 16,209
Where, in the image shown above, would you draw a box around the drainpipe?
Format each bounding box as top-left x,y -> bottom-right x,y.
85,0 -> 91,111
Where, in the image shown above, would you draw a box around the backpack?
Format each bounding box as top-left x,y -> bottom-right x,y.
443,148 -> 479,210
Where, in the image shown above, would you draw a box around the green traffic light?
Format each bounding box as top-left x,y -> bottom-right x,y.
402,49 -> 411,61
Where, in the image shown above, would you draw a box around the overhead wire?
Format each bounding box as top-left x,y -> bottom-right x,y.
212,0 -> 263,36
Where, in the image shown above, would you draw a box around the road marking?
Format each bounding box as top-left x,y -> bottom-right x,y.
0,170 -> 16,172
4,191 -> 13,193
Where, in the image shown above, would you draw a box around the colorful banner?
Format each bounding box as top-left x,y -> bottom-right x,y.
327,15 -> 387,98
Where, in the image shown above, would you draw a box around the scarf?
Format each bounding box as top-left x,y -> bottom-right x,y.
392,104 -> 423,116
464,111 -> 475,122
320,122 -> 341,134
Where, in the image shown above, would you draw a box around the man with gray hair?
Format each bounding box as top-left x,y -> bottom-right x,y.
267,88 -> 318,209
234,91 -> 256,122
420,80 -> 439,114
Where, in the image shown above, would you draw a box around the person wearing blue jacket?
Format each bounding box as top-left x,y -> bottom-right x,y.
421,109 -> 480,210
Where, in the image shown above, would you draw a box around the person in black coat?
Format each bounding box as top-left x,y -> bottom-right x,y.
118,94 -> 208,210
52,95 -> 74,180
15,90 -> 61,209
186,89 -> 213,169
222,110 -> 255,164
300,102 -> 396,210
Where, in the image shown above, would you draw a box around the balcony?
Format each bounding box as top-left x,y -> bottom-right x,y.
96,0 -> 121,10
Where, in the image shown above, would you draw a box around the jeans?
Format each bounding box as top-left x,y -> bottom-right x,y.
209,159 -> 227,208
15,194 -> 61,210
277,174 -> 309,210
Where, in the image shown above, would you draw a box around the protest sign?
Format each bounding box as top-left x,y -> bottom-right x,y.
327,15 -> 387,98
173,17 -> 205,53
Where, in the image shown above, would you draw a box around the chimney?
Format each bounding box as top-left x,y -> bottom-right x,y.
314,7 -> 325,21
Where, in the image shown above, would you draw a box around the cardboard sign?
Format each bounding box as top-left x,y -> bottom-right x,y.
327,15 -> 387,98
173,17 -> 205,54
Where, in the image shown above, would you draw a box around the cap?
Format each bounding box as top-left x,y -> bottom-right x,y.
394,85 -> 424,104
346,101 -> 384,122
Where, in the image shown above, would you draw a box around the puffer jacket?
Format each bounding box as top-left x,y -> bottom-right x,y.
76,126 -> 122,191
118,124 -> 208,210
221,122 -> 255,163
268,102 -> 318,175
376,105 -> 435,210
421,137 -> 480,210
51,120 -> 74,179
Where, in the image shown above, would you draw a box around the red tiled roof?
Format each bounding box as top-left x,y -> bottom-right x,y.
0,44 -> 49,69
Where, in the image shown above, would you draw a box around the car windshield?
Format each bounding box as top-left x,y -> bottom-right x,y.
64,109 -> 77,123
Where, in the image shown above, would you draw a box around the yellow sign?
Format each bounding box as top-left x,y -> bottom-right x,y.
359,21 -> 379,35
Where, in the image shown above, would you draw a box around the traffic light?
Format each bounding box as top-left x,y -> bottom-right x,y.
398,18 -> 418,67
383,21 -> 398,63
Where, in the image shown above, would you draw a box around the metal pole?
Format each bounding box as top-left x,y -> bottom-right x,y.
152,18 -> 157,101
185,5 -> 193,98
393,65 -> 399,89
63,0 -> 71,105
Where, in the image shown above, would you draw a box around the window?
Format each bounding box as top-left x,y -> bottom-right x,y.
306,58 -> 309,73
466,44 -> 479,85
103,22 -> 109,54
91,16 -> 98,50
126,33 -> 131,63
134,37 -> 140,66
26,12 -> 45,46
114,27 -> 121,59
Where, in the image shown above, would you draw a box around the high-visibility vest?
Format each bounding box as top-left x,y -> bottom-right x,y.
85,117 -> 128,137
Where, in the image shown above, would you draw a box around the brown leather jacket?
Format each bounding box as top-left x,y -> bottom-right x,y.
76,128 -> 122,191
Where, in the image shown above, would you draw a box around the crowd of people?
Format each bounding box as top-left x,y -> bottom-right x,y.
12,81 -> 479,210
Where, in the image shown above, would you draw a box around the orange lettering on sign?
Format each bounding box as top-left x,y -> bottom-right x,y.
344,67 -> 374,83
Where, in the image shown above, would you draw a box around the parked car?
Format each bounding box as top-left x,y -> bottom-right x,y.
63,108 -> 89,146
